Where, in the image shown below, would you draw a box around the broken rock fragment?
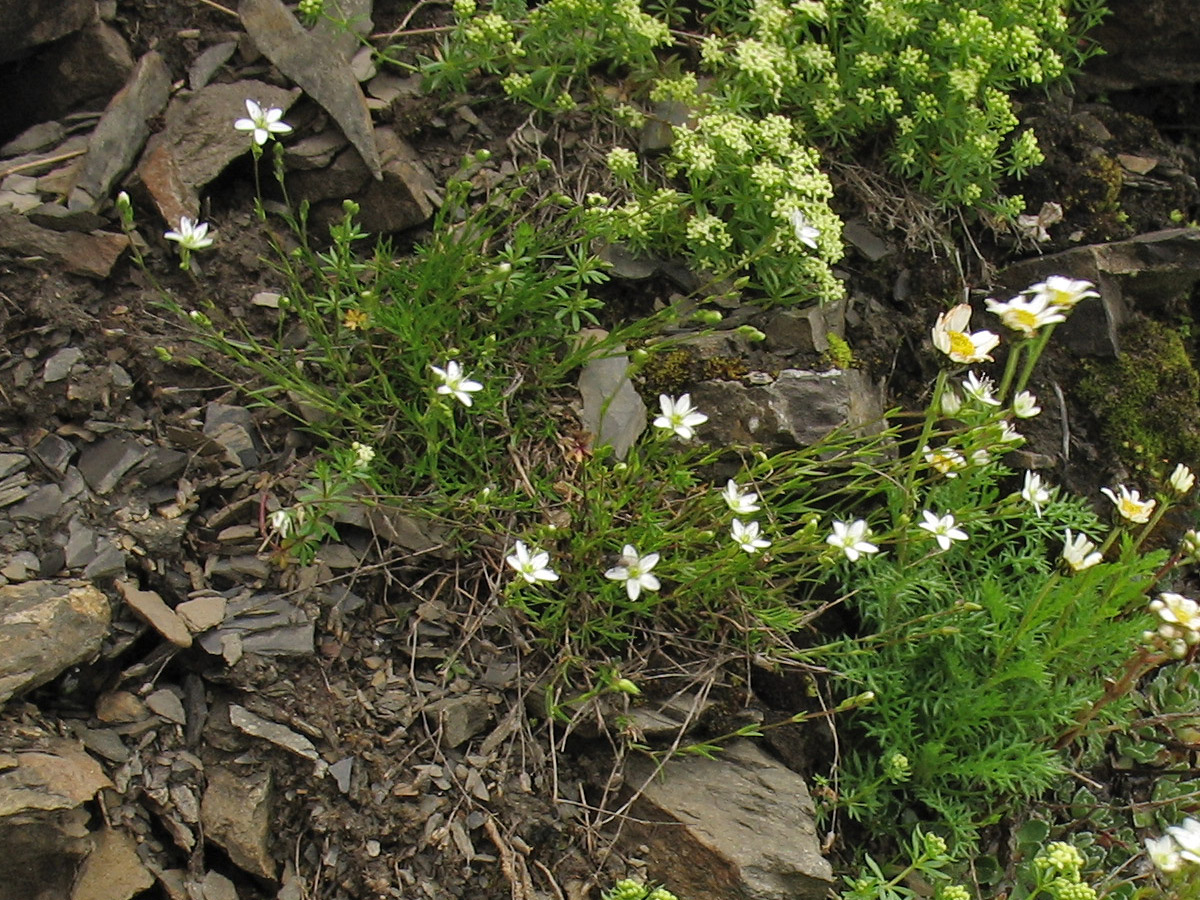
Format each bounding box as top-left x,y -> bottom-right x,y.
201,766 -> 278,881
0,580 -> 109,705
622,740 -> 833,900
67,51 -> 171,213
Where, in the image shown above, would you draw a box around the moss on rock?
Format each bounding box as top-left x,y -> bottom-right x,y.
1079,316 -> 1200,477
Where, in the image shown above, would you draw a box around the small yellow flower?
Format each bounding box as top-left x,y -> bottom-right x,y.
343,308 -> 370,331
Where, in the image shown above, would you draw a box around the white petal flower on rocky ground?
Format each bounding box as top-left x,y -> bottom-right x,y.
918,510 -> 968,551
431,360 -> 483,407
1026,275 -> 1099,311
604,545 -> 661,600
984,292 -> 1066,337
234,98 -> 293,145
1101,484 -> 1155,523
1012,391 -> 1041,418
826,519 -> 879,562
1020,471 -> 1052,516
654,393 -> 708,440
731,519 -> 771,554
163,216 -> 214,251
720,479 -> 761,515
505,541 -> 559,585
931,304 -> 999,364
962,371 -> 1001,406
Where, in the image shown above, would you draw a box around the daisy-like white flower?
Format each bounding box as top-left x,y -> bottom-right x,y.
1020,471 -> 1053,516
826,519 -> 879,562
431,360 -> 483,407
918,510 -> 968,551
234,98 -> 293,146
789,209 -> 820,249
923,445 -> 966,478
931,304 -> 1000,364
1169,462 -> 1196,495
720,479 -> 761,515
1145,834 -> 1183,873
1151,592 -> 1200,635
505,541 -> 559,585
1012,391 -> 1041,418
654,393 -> 708,440
1026,275 -> 1099,311
962,371 -> 1002,406
163,216 -> 214,251
1061,529 -> 1102,572
1101,484 -> 1156,524
984,292 -> 1067,337
731,519 -> 771,554
604,544 -> 661,601
1168,818 -> 1200,864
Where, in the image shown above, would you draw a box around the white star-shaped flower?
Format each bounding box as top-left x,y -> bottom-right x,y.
961,371 -> 1001,406
1020,471 -> 1053,516
826,519 -> 879,562
788,209 -> 820,249
917,510 -> 968,551
654,393 -> 708,440
163,216 -> 214,251
604,544 -> 661,601
234,98 -> 293,146
505,541 -> 559,585
720,479 -> 761,515
431,360 -> 483,407
1012,391 -> 1041,418
731,519 -> 771,554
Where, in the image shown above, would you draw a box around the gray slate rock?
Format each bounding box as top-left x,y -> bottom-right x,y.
201,766 -> 277,880
0,735 -> 113,900
239,0 -> 381,178
68,51 -> 171,213
998,228 -> 1200,357
0,581 -> 110,705
0,212 -> 129,278
693,369 -> 887,451
0,0 -> 94,64
623,740 -> 833,900
78,435 -> 147,495
203,403 -> 261,469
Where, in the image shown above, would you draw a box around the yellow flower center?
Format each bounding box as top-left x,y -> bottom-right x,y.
947,331 -> 975,358
1012,309 -> 1039,332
